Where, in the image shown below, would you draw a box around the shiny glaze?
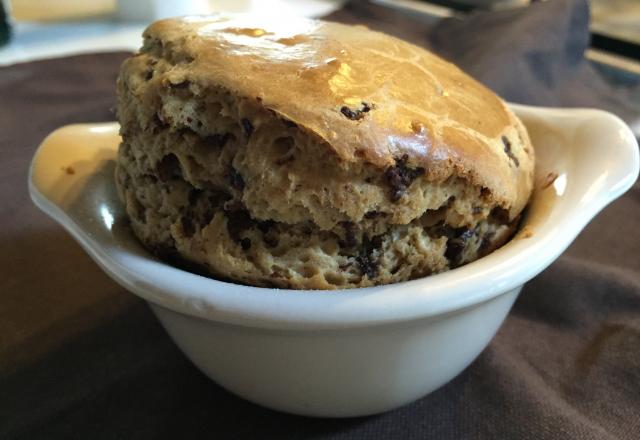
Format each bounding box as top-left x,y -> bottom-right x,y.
143,14 -> 534,215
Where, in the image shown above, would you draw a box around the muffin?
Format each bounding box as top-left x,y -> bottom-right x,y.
115,14 -> 535,289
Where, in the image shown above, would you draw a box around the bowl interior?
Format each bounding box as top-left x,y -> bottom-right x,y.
29,105 -> 639,329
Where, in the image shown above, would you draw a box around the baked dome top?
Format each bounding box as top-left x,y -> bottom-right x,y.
141,14 -> 534,218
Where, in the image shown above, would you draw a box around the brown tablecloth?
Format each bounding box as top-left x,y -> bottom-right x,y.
1,2 -> 639,439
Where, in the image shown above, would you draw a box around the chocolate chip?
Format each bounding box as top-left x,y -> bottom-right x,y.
361,234 -> 383,253
502,136 -> 520,167
340,101 -> 372,121
338,221 -> 357,248
225,210 -> 253,242
156,154 -> 182,181
356,254 -> 379,279
340,106 -> 358,120
204,133 -> 231,148
227,167 -> 245,190
355,234 -> 384,279
258,220 -> 278,247
445,228 -> 475,267
364,211 -> 383,219
369,234 -> 384,250
384,154 -> 425,202
181,216 -> 195,237
257,220 -> 275,234
170,80 -> 190,89
241,118 -> 254,138
490,207 -> 510,224
431,223 -> 457,239
445,239 -> 465,263
240,237 -> 252,250
479,231 -> 496,253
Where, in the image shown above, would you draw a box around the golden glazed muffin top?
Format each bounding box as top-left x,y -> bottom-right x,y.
140,14 -> 534,220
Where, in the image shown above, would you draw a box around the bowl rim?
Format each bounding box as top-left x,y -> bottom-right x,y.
29,104 -> 640,330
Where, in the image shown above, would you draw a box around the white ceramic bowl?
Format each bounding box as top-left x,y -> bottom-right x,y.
29,105 -> 639,417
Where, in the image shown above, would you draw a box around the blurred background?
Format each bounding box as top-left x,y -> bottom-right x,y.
1,0 -> 638,68
1,0 -> 638,131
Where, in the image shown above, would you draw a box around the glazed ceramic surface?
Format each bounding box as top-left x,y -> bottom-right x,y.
29,105 -> 639,417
